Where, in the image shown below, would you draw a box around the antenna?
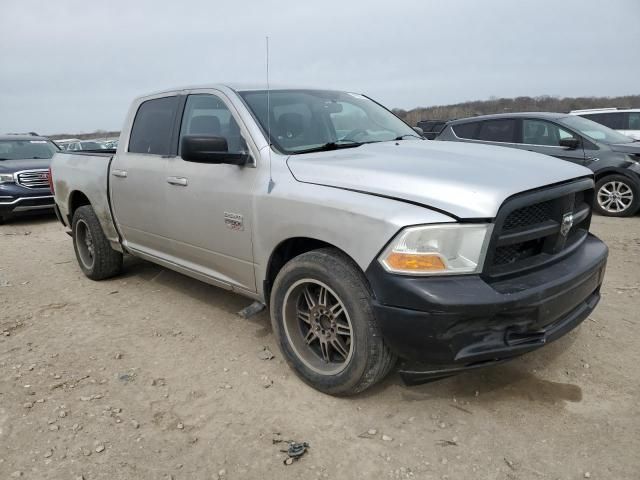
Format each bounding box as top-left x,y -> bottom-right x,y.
266,36 -> 275,192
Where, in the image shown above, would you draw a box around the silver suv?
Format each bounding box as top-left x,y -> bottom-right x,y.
570,108 -> 640,141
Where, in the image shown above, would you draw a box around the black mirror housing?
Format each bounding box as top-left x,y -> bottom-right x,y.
181,135 -> 249,165
559,137 -> 580,150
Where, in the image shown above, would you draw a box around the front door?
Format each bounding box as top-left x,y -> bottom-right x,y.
163,91 -> 258,293
110,95 -> 181,259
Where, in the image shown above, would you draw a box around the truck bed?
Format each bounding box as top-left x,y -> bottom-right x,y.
50,150 -> 121,250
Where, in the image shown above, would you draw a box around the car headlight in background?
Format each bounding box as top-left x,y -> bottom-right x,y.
379,223 -> 493,275
0,173 -> 15,184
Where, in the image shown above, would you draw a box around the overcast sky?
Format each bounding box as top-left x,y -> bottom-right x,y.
1,0 -> 638,135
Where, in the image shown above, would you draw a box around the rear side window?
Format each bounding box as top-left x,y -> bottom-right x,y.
129,96 -> 179,155
476,119 -> 516,143
452,122 -> 479,139
581,112 -> 624,130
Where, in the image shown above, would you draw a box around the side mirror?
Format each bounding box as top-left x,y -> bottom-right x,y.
412,126 -> 424,137
181,135 -> 249,165
559,137 -> 580,150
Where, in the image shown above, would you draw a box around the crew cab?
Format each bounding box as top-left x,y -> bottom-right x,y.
0,134 -> 59,223
50,85 -> 608,395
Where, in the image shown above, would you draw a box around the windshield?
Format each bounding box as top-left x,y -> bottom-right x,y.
0,139 -> 58,160
238,89 -> 419,154
561,115 -> 634,144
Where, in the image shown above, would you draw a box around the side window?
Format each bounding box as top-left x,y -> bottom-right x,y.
179,94 -> 245,154
627,112 -> 640,130
452,122 -> 479,139
129,96 -> 179,155
476,119 -> 516,143
582,112 -> 624,130
522,119 -> 575,146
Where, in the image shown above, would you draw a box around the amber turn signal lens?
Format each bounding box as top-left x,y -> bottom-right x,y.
385,252 -> 446,271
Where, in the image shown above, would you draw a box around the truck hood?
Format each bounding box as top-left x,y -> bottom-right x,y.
286,141 -> 592,218
0,158 -> 51,173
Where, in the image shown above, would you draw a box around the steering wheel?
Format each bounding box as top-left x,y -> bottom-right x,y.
340,129 -> 368,142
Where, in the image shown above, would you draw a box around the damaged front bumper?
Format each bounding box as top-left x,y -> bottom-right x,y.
366,234 -> 608,385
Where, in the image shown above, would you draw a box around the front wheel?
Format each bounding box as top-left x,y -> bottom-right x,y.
270,248 -> 396,396
72,205 -> 123,280
594,175 -> 639,217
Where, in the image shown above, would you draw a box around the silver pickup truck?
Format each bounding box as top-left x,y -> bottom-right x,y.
50,85 -> 608,395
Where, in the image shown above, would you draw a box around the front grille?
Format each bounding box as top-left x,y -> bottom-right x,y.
503,200 -> 554,230
16,169 -> 50,189
485,179 -> 594,277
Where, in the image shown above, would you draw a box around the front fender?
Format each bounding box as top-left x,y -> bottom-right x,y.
252,167 -> 455,300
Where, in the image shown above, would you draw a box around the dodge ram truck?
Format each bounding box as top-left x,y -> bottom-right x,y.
50,85 -> 608,395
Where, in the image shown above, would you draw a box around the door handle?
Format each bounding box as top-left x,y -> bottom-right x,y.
167,176 -> 188,186
111,169 -> 128,178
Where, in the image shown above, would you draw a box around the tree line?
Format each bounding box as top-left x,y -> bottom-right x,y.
394,94 -> 640,126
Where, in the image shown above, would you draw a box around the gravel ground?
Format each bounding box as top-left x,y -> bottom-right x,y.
1,213 -> 639,480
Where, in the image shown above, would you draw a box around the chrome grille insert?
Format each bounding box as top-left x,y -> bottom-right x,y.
15,169 -> 50,189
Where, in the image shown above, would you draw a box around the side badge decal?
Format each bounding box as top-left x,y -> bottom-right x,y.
224,212 -> 244,231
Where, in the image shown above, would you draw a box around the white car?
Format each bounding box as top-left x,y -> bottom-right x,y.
570,108 -> 640,141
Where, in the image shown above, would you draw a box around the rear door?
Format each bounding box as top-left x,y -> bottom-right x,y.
163,90 -> 258,293
514,118 -> 586,165
110,95 -> 180,258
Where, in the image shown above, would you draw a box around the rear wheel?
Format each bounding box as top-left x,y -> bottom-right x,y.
72,205 -> 123,280
594,175 -> 639,217
270,248 -> 396,396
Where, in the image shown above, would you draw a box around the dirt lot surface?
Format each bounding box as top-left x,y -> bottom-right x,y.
1,214 -> 639,480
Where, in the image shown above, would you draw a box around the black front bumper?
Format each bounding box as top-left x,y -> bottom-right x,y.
0,184 -> 54,218
366,234 -> 608,384
0,195 -> 55,217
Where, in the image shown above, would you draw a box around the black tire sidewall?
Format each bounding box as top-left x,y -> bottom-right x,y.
270,250 -> 378,395
71,205 -> 122,280
594,175 -> 640,217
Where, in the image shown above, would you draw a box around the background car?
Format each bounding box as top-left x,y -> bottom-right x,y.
0,134 -> 59,222
66,140 -> 107,151
570,108 -> 640,141
435,112 -> 640,217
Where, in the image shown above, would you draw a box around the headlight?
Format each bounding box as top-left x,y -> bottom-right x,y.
0,173 -> 14,184
379,223 -> 493,275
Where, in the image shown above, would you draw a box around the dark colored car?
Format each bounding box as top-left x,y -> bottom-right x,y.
0,135 -> 59,223
436,113 -> 640,217
416,119 -> 448,140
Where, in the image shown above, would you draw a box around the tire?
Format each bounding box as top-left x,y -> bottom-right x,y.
270,248 -> 396,396
72,205 -> 123,280
594,175 -> 640,217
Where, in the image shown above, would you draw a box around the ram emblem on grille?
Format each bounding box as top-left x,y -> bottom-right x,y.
560,213 -> 574,237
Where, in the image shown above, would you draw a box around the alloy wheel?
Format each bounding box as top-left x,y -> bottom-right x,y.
597,180 -> 634,214
282,279 -> 354,375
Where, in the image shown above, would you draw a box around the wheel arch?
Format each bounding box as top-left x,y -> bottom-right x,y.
593,167 -> 638,184
263,237 -> 367,305
67,190 -> 91,224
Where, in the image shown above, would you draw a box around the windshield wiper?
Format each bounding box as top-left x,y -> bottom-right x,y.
292,141 -> 362,154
